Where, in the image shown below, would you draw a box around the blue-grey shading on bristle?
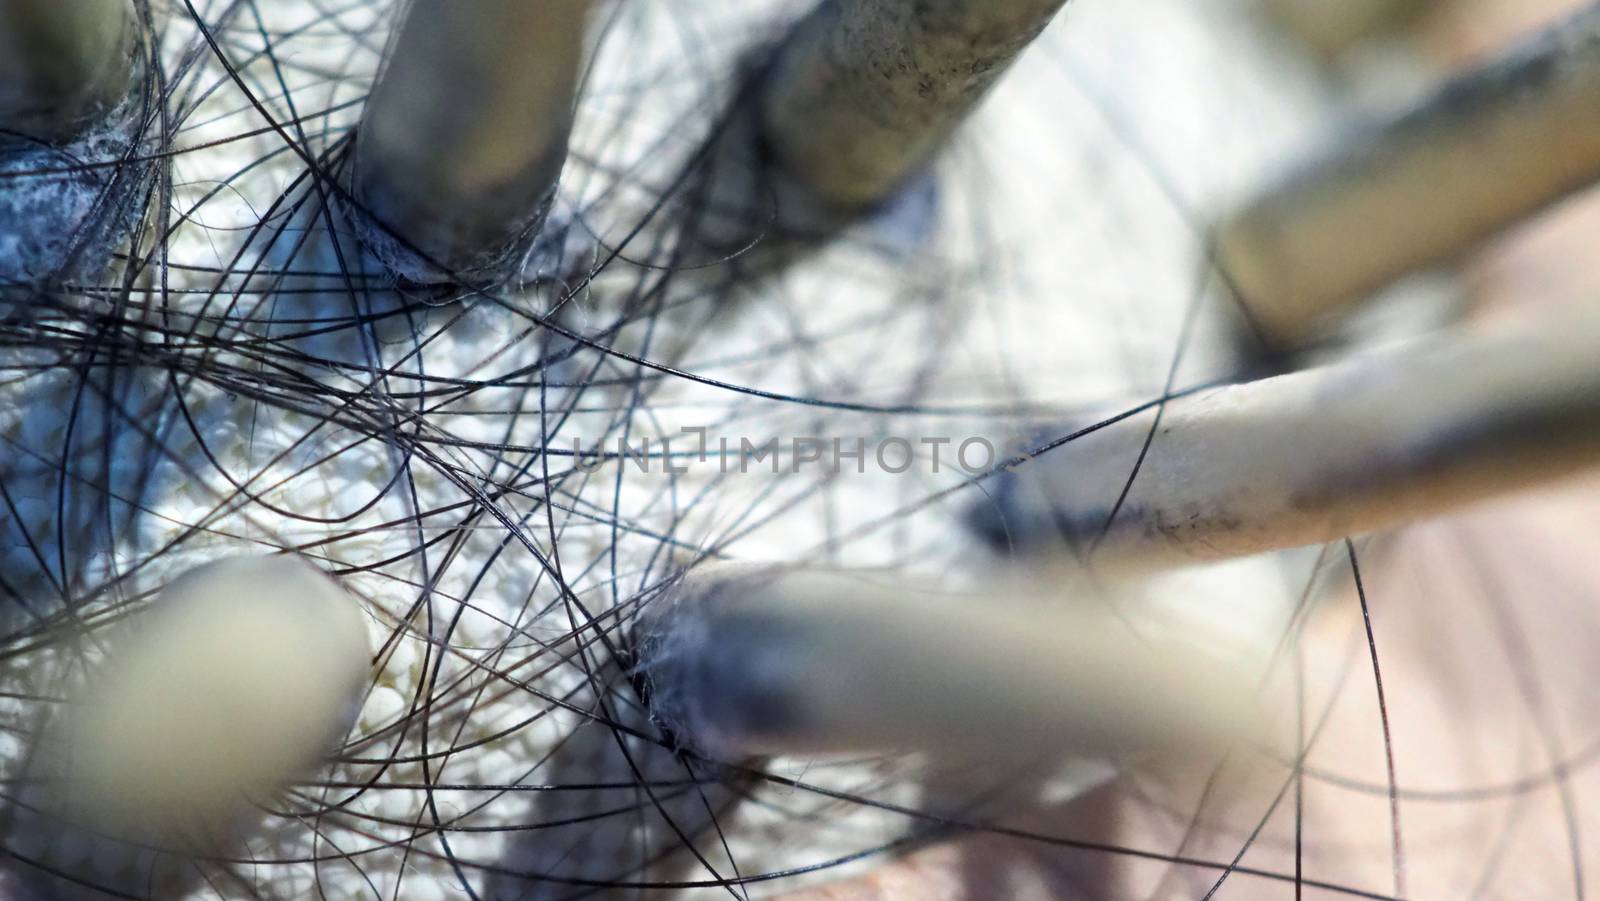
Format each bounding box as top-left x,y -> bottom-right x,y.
339,186 -> 558,289
0,64 -> 148,292
632,566 -> 766,761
